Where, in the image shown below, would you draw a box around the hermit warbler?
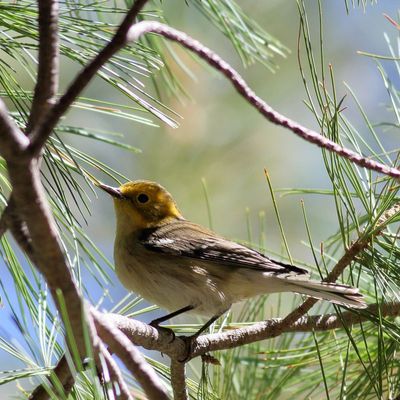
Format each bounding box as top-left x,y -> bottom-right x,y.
99,180 -> 366,337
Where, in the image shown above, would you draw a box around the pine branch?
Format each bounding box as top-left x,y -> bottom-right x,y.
100,301 -> 400,359
170,360 -> 187,400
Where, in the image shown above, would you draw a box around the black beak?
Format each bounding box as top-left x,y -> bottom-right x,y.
98,183 -> 125,199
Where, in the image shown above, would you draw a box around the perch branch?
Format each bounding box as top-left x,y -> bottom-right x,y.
99,301 -> 400,360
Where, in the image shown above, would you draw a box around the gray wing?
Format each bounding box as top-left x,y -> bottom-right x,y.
139,221 -> 308,276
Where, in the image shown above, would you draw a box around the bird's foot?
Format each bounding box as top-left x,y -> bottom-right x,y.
149,320 -> 176,344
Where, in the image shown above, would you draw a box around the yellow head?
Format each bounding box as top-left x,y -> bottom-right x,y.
99,180 -> 183,232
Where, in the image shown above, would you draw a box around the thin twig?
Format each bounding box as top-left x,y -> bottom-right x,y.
170,361 -> 187,400
26,0 -> 59,134
123,21 -> 400,180
28,0 -> 149,156
92,309 -> 170,400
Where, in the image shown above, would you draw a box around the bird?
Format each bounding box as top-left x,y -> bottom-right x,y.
99,180 -> 366,339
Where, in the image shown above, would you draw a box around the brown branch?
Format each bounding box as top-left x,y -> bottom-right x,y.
124,21 -> 400,180
92,309 -> 170,400
2,162 -> 93,399
170,361 -> 187,400
28,0 -> 149,157
8,162 -> 89,347
26,0 -> 59,134
86,310 -> 134,400
1,202 -> 75,400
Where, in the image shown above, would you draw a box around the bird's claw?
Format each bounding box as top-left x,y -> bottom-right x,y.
150,321 -> 176,344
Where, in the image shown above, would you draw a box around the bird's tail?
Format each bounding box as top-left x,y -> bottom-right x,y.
285,279 -> 367,309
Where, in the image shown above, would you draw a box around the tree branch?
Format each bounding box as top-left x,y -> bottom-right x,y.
29,327 -> 135,400
8,162 -> 89,348
28,0 -> 149,156
97,302 -> 400,360
26,0 -> 59,134
170,361 -> 187,400
2,3 -> 149,398
92,309 -> 170,400
101,302 -> 400,360
123,21 -> 400,180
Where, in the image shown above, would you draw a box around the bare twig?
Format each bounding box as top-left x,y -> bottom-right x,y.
28,0 -> 149,156
170,361 -> 187,400
124,21 -> 400,180
92,309 -> 170,400
26,0 -> 59,134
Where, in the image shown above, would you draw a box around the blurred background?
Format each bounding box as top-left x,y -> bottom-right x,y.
1,0 -> 399,397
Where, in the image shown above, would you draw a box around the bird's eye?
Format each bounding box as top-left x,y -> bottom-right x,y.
137,193 -> 149,204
